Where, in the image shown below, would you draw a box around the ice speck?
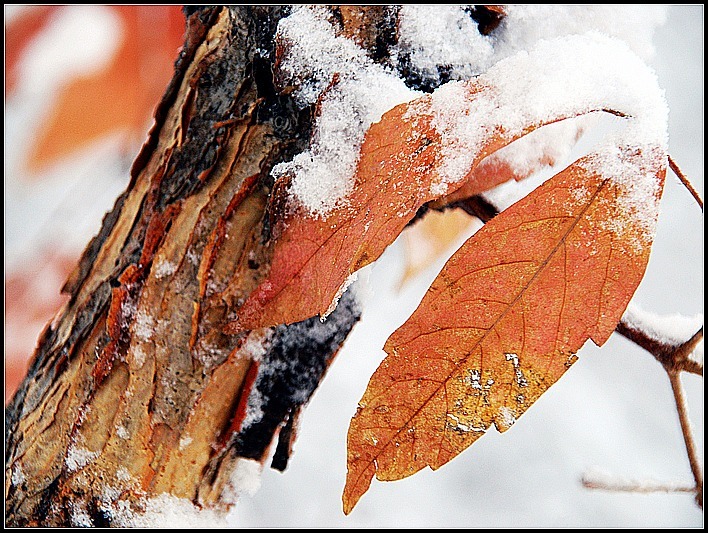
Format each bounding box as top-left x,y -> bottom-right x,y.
116,466 -> 131,482
179,436 -> 193,450
133,310 -> 155,342
116,425 -> 129,440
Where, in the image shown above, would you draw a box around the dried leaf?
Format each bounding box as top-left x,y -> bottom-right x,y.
342,148 -> 666,513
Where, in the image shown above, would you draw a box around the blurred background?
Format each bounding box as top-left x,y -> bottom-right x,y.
4,5 -> 703,527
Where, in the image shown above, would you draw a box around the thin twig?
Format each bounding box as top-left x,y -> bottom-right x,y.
582,479 -> 696,494
668,155 -> 703,210
668,371 -> 703,509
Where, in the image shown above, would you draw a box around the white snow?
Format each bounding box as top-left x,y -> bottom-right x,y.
179,436 -> 193,450
394,6 -> 494,84
274,6 -> 668,220
109,493 -> 230,528
153,258 -> 177,279
65,443 -> 100,472
582,465 -> 695,493
497,406 -> 517,428
133,310 -> 155,342
622,303 -> 703,347
241,388 -> 265,431
11,463 -> 25,486
239,330 -> 273,361
323,272 -> 358,320
116,466 -> 132,482
222,458 -> 264,504
116,424 -> 130,440
273,6 -> 419,216
395,5 -> 666,88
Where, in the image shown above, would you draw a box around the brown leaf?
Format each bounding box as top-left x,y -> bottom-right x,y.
342,147 -> 666,513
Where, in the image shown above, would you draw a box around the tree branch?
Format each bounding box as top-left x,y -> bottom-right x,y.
668,371 -> 704,508
668,154 -> 703,210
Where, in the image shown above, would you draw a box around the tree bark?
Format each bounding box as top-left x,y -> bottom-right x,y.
4,6 -> 393,526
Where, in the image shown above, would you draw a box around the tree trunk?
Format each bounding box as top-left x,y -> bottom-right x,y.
4,6 -> 398,526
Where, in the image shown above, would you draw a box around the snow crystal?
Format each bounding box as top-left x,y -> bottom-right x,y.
497,406 -> 517,428
70,502 -> 93,528
65,444 -> 100,472
179,436 -> 193,450
394,5 -> 494,86
273,6 -> 419,216
153,258 -> 177,279
116,425 -> 130,440
622,303 -> 703,347
221,458 -> 263,504
467,369 -> 483,390
239,330 -> 273,362
132,344 -> 146,368
133,310 -> 155,341
504,353 -> 528,388
241,388 -> 265,431
116,466 -> 131,482
11,463 -> 25,486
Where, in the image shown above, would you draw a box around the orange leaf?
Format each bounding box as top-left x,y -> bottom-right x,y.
342,147 -> 666,513
232,84 -> 589,331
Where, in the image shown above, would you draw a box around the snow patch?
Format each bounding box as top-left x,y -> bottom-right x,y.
153,258 -> 177,279
11,463 -> 25,486
497,406 -> 517,428
222,458 -> 264,504
116,466 -> 132,482
179,436 -> 193,450
241,388 -> 265,431
323,272 -> 358,320
116,425 -> 130,440
273,6 -> 419,216
133,310 -> 155,341
65,443 -> 100,472
109,493 -> 230,528
240,330 -> 273,362
622,303 -> 703,347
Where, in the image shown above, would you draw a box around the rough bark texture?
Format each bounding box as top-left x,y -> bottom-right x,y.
5,6 -> 360,526
4,6 -> 502,526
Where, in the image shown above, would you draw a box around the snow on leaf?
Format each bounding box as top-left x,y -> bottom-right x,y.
232,33 -> 666,330
342,147 -> 666,513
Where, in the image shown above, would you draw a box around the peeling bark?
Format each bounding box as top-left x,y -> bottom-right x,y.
4,7 -> 370,526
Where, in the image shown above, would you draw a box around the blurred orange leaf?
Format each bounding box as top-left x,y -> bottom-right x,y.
6,6 -> 185,173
